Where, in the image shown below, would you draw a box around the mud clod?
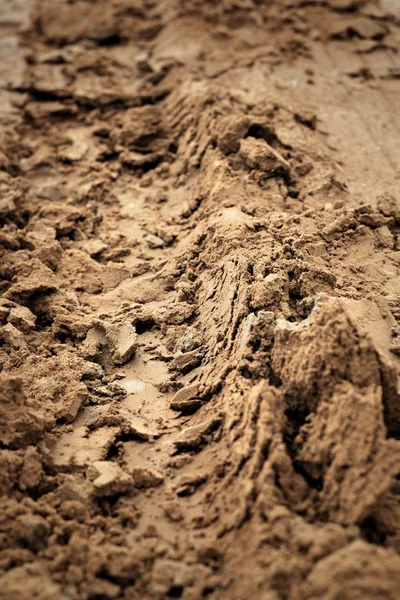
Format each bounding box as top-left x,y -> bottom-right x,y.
88,461 -> 132,496
131,466 -> 164,488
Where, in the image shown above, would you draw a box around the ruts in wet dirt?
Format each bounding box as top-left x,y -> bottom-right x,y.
1,0 -> 400,599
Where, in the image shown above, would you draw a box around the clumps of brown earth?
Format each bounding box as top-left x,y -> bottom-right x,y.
1,0 -> 400,599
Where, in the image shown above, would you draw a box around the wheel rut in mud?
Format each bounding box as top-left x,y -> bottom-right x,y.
1,1 -> 400,599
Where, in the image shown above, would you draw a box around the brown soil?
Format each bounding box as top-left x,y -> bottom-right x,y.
1,0 -> 400,598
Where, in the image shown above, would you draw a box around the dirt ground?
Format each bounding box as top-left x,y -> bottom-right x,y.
1,0 -> 400,598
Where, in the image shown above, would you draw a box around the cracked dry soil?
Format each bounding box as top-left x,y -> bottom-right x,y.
1,0 -> 400,599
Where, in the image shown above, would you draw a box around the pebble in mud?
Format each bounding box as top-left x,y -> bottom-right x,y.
175,332 -> 200,353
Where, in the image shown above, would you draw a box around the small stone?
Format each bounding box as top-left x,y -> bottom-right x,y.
29,222 -> 57,243
176,333 -> 199,353
295,109 -> 317,129
251,274 -> 286,310
0,376 -> 45,449
0,231 -> 19,250
121,150 -> 163,168
140,175 -> 153,188
81,361 -> 104,380
154,190 -> 168,204
306,241 -> 327,257
5,257 -> 58,301
329,16 -> 387,40
86,578 -> 121,599
59,131 -> 88,162
349,17 -> 387,40
0,564 -> 61,599
268,505 -> 292,521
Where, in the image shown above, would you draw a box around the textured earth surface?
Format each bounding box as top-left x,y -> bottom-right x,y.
1,0 -> 400,599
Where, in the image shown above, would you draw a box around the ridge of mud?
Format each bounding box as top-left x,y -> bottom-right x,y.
1,1 -> 400,599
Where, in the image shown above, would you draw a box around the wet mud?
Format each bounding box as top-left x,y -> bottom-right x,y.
1,0 -> 400,598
